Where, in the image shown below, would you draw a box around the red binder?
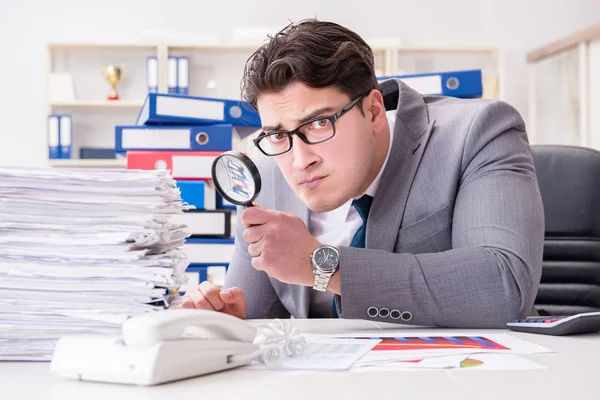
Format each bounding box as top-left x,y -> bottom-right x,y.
126,151 -> 224,180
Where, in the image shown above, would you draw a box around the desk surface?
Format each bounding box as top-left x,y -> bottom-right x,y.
2,319 -> 599,400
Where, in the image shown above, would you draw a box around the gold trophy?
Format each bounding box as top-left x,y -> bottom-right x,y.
103,65 -> 122,100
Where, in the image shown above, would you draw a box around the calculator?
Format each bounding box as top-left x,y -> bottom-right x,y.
506,311 -> 600,335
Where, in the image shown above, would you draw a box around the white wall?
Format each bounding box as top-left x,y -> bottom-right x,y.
1,0 -> 600,167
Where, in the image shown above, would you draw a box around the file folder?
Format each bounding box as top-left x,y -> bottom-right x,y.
47,115 -> 60,159
181,264 -> 229,293
378,69 -> 483,98
136,93 -> 261,128
176,180 -> 216,210
170,209 -> 231,238
80,148 -> 116,159
167,57 -> 178,94
181,238 -> 235,264
146,56 -> 158,93
177,56 -> 189,95
58,115 -> 72,159
126,151 -> 222,180
216,193 -> 236,210
115,124 -> 233,154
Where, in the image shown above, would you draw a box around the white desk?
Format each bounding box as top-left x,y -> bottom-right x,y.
2,319 -> 599,400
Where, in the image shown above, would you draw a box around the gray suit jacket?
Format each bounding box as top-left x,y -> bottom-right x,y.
224,78 -> 545,329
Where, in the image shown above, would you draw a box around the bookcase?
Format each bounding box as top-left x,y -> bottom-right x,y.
45,40 -> 503,168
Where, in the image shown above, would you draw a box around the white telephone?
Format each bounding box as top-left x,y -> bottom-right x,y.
50,309 -> 303,386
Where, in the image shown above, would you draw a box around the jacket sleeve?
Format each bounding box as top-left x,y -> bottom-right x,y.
223,206 -> 291,319
335,101 -> 545,328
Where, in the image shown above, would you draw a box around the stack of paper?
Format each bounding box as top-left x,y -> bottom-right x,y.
0,167 -> 192,361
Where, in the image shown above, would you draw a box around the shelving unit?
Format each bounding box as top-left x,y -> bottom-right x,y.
48,159 -> 127,168
44,40 -> 503,168
48,100 -> 146,108
388,45 -> 503,101
526,23 -> 600,148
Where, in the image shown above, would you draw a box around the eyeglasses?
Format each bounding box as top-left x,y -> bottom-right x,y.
253,94 -> 365,157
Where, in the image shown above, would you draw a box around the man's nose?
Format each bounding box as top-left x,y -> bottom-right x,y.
291,136 -> 319,170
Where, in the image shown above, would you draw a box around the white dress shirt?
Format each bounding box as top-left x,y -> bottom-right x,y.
307,110 -> 396,316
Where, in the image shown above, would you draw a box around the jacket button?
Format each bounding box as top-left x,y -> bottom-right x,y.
390,309 -> 401,319
367,307 -> 379,317
401,311 -> 413,321
378,308 -> 390,318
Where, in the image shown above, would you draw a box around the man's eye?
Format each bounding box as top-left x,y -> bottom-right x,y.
310,119 -> 330,129
269,133 -> 286,142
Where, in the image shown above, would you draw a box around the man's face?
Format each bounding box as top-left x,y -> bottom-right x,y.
256,82 -> 377,213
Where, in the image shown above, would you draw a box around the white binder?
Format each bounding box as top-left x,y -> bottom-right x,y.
146,56 -> 158,93
177,57 -> 189,95
167,56 -> 178,94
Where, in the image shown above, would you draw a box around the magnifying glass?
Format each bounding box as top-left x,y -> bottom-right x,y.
211,151 -> 262,207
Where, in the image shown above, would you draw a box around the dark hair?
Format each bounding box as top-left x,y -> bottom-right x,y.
241,19 -> 380,112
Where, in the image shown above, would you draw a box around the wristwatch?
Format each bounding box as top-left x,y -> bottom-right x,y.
311,244 -> 340,291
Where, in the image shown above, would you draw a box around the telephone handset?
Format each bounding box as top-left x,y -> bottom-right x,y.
51,309 -> 306,386
121,309 -> 257,347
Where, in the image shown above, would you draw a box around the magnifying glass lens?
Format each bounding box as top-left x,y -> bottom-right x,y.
211,152 -> 261,206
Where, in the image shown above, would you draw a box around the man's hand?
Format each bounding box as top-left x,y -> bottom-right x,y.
176,281 -> 247,320
241,206 -> 320,286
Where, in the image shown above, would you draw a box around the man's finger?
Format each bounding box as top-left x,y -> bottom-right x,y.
198,281 -> 225,311
247,242 -> 261,258
220,287 -> 247,320
220,287 -> 245,304
242,225 -> 266,244
176,297 -> 196,309
251,255 -> 265,272
184,288 -> 214,310
241,207 -> 273,227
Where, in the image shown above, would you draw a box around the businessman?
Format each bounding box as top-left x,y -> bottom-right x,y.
178,19 -> 545,328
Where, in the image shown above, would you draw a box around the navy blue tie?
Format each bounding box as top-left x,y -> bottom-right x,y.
333,195 -> 374,318
349,195 -> 374,248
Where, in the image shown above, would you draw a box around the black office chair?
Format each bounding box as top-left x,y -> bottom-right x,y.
531,145 -> 600,315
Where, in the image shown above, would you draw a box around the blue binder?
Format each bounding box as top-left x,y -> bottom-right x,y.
378,69 -> 483,98
185,238 -> 235,245
183,237 -> 235,264
216,193 -> 236,210
136,93 -> 261,128
58,115 -> 72,159
183,263 -> 230,294
47,115 -> 60,159
115,124 -> 233,154
177,180 -> 212,209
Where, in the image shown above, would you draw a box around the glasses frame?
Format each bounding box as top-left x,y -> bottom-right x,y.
253,93 -> 366,156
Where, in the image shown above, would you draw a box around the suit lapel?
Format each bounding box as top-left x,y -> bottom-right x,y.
367,79 -> 436,252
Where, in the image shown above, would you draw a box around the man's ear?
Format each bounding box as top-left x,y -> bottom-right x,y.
366,89 -> 387,127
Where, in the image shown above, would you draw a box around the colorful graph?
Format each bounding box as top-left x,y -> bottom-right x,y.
396,356 -> 486,368
349,336 -> 510,351
459,357 -> 484,368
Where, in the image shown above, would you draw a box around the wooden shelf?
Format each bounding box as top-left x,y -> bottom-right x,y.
49,100 -> 145,108
167,42 -> 263,52
395,45 -> 499,54
47,42 -> 157,51
48,159 -> 126,168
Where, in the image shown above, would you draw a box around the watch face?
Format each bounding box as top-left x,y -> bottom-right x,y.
314,247 -> 339,273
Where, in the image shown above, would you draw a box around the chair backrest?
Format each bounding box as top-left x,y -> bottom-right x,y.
531,145 -> 600,315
